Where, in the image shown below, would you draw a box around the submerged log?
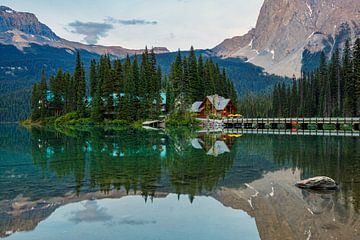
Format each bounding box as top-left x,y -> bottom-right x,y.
296,176 -> 338,191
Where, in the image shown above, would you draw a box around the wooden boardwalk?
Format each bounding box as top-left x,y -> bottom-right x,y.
224,128 -> 360,137
223,117 -> 360,131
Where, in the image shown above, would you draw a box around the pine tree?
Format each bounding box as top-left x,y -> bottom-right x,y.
132,56 -> 141,119
100,55 -> 114,115
343,40 -> 356,116
50,69 -> 64,116
74,52 -> 86,117
122,55 -> 135,120
90,59 -> 98,97
197,55 -> 205,99
31,83 -> 41,120
91,84 -> 103,122
329,49 -> 341,115
39,68 -> 48,119
353,38 -> 360,115
63,72 -> 72,113
188,46 -> 200,102
318,52 -> 328,116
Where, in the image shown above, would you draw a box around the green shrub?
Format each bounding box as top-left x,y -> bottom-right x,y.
264,123 -> 271,129
341,124 -> 353,131
55,112 -> 78,126
166,114 -> 200,127
323,124 -> 336,130
106,119 -> 129,126
307,124 -> 318,130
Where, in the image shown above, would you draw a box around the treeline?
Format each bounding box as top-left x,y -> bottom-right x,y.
31,48 -> 162,122
30,47 -> 237,122
272,39 -> 360,117
165,47 -> 237,114
0,88 -> 31,122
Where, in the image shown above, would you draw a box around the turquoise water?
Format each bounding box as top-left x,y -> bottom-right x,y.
1,124 -> 360,239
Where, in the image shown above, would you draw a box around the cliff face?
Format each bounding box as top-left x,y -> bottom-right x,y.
0,6 -> 59,40
0,6 -> 169,57
213,0 -> 360,77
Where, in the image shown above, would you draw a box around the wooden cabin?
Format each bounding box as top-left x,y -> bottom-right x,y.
191,95 -> 236,118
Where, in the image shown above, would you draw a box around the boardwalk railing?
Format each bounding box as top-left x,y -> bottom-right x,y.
223,128 -> 360,137
223,117 -> 360,131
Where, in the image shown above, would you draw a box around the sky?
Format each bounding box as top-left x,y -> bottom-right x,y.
2,0 -> 263,51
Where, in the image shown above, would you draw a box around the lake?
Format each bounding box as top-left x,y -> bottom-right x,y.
0,124 -> 360,240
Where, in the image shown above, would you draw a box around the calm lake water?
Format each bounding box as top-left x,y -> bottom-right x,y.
1,124 -> 360,240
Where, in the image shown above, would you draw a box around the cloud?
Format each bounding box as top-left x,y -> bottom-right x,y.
69,201 -> 113,223
67,21 -> 113,44
105,17 -> 158,25
105,216 -> 157,227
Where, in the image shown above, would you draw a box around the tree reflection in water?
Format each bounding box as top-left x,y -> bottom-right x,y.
29,128 -> 360,211
30,128 -> 235,202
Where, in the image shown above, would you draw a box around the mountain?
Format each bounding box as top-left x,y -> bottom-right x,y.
0,6 -> 288,122
213,0 -> 360,77
0,6 -> 169,57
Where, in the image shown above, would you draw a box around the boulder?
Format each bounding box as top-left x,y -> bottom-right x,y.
296,176 -> 338,191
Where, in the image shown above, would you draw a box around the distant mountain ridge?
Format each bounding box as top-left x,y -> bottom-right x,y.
0,6 -> 169,57
213,0 -> 360,77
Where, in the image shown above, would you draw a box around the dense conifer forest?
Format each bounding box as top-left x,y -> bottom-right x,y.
240,38 -> 360,118
30,47 -> 237,122
272,39 -> 360,117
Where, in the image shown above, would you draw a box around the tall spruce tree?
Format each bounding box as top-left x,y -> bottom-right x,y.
31,83 -> 40,120
353,38 -> 360,115
39,68 -> 48,119
74,52 -> 86,117
90,59 -> 98,97
343,40 -> 356,116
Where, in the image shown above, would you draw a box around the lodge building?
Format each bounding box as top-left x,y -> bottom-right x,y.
191,95 -> 236,118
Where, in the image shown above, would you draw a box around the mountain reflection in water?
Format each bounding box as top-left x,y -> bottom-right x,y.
0,125 -> 360,239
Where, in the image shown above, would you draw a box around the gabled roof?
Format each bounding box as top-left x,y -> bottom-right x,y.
191,95 -> 232,113
191,101 -> 203,113
206,95 -> 231,111
207,140 -> 230,157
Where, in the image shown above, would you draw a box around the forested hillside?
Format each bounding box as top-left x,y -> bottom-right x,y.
0,45 -> 287,122
239,39 -> 360,117
30,47 -> 237,123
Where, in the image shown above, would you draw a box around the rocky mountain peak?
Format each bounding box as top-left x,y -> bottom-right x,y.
0,6 -> 16,13
0,6 -> 60,41
0,6 -> 169,58
214,0 -> 360,77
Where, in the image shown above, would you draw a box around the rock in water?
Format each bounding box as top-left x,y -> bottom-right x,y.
296,176 -> 338,191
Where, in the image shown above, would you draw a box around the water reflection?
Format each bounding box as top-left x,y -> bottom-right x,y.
30,128 -> 235,199
6,195 -> 260,240
1,125 -> 360,239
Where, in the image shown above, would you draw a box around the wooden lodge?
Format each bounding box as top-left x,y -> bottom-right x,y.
191,95 -> 236,118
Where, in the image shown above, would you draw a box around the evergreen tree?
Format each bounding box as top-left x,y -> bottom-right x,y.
90,59 -> 98,97
188,46 -> 200,102
31,83 -> 40,120
50,69 -> 64,116
74,52 -> 86,117
353,38 -> 360,115
197,55 -> 205,99
91,84 -> 103,122
343,40 -> 356,116
329,49 -> 341,115
39,68 -> 48,119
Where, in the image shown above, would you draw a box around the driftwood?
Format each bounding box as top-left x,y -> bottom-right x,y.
296,176 -> 338,191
